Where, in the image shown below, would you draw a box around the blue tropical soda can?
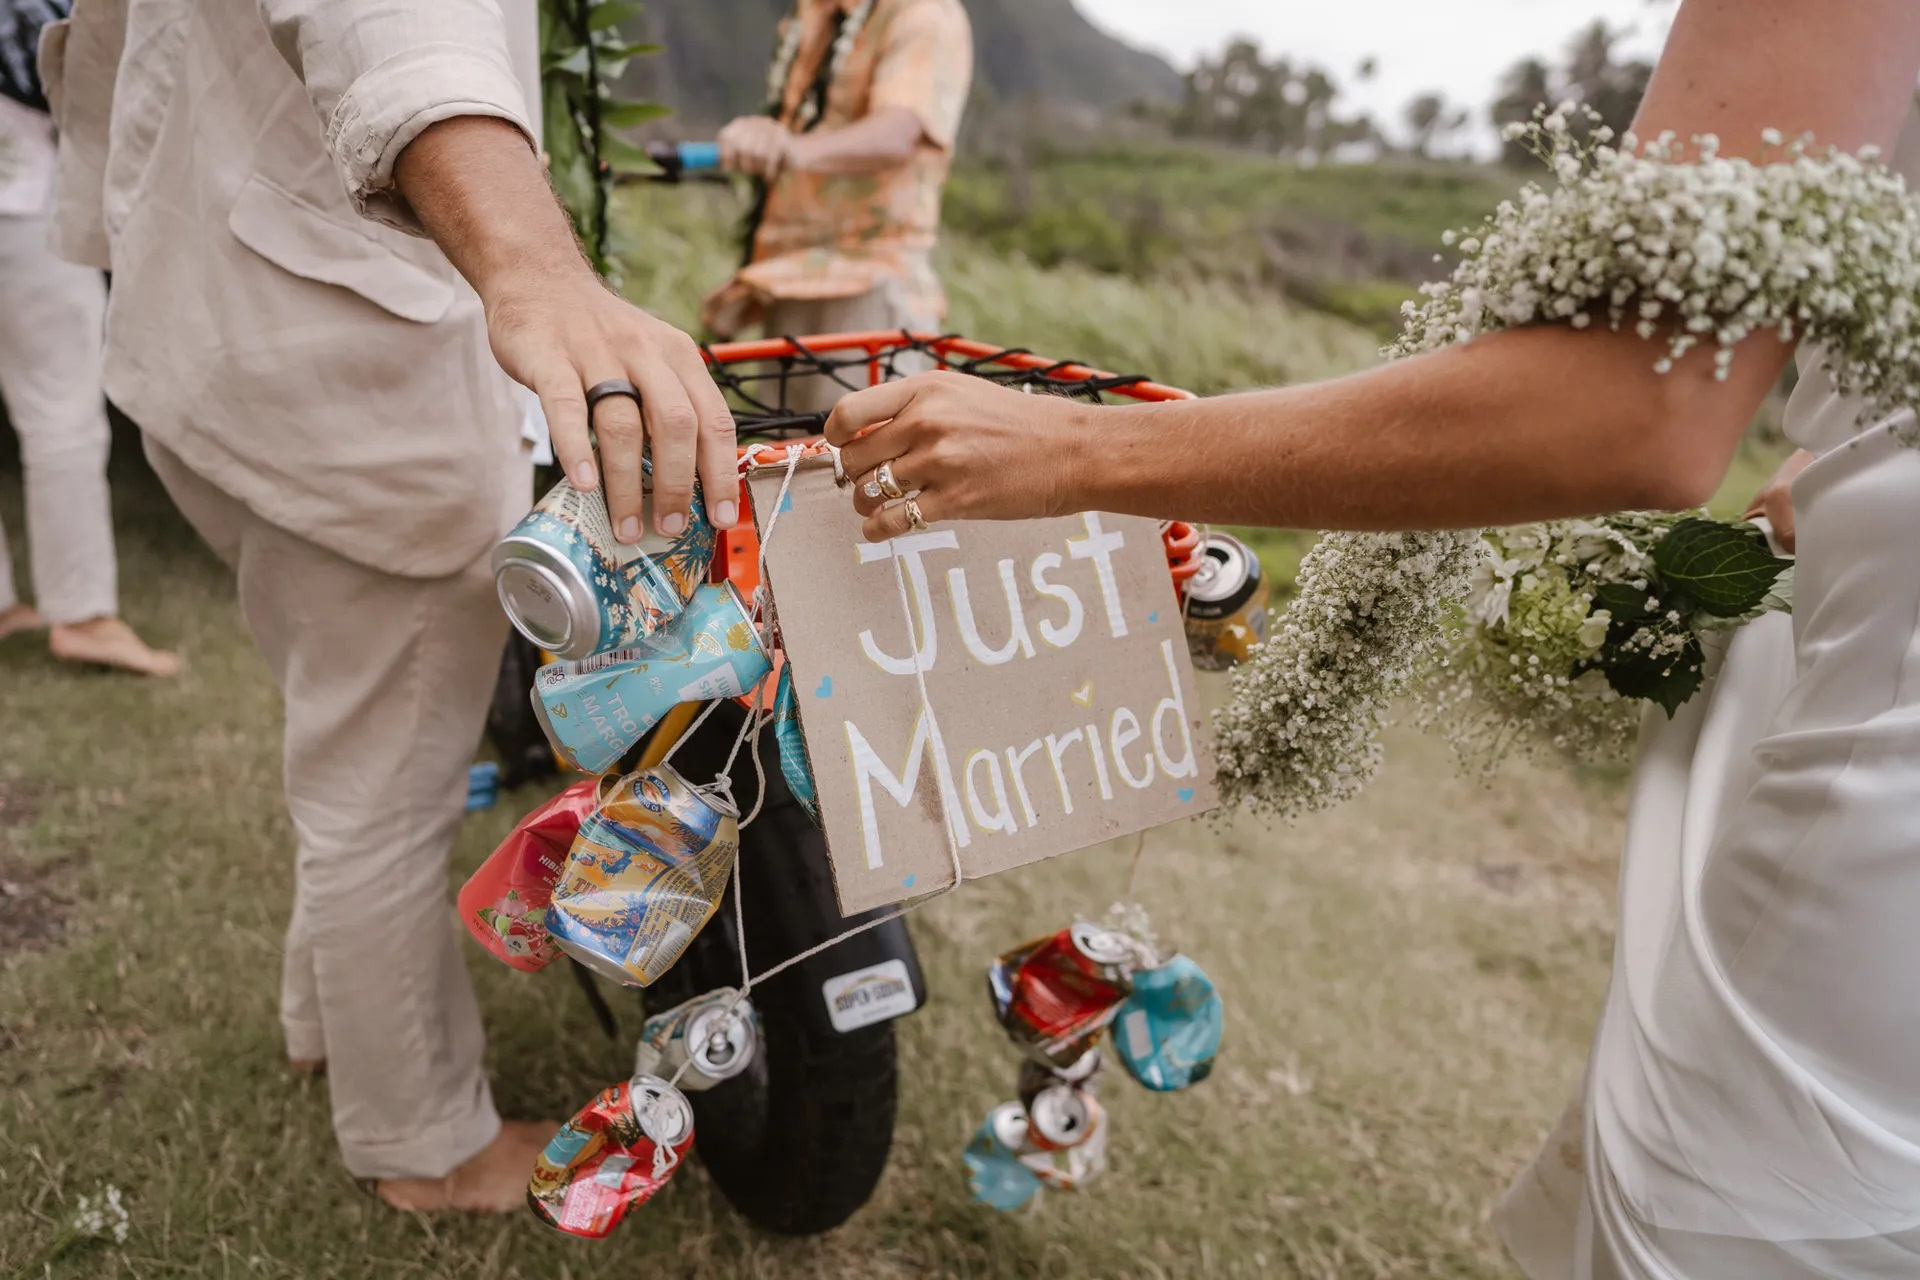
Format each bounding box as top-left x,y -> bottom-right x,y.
546,764 -> 740,988
533,582 -> 770,775
964,1103 -> 1045,1212
1109,954 -> 1223,1091
492,464 -> 717,661
771,665 -> 818,821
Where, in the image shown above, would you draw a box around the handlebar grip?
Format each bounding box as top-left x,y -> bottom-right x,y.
676,142 -> 722,173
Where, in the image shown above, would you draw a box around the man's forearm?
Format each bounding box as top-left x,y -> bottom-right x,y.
393,115 -> 592,303
788,107 -> 924,175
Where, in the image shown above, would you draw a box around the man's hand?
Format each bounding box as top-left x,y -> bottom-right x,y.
1742,448 -> 1814,553
718,116 -> 795,181
394,116 -> 740,538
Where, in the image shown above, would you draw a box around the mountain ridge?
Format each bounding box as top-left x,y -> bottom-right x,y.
624,0 -> 1182,129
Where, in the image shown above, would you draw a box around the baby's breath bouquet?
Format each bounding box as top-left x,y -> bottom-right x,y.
1419,513 -> 1791,769
1213,104 -> 1920,816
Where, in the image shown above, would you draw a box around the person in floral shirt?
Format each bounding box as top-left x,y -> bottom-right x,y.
704,0 -> 972,411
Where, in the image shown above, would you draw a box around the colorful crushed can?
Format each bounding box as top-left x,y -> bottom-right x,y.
964,1102 -> 1045,1212
1019,1097 -> 1110,1193
1017,1045 -> 1103,1114
1024,1081 -> 1106,1152
1110,954 -> 1224,1091
492,464 -> 716,662
526,1075 -> 696,1238
1182,532 -> 1269,671
546,765 -> 739,988
533,582 -> 770,775
632,990 -> 759,1092
989,922 -> 1142,1068
771,664 -> 818,820
457,779 -> 599,971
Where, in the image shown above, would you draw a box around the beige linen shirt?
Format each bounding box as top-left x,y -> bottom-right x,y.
40,0 -> 541,576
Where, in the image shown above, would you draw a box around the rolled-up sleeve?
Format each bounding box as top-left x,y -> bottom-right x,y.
258,0 -> 535,233
868,0 -> 972,151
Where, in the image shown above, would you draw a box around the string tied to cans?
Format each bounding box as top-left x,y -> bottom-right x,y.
639,442 -> 975,1098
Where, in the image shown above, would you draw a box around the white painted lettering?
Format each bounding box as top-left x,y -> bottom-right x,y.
1151,639 -> 1199,779
1044,729 -> 1085,815
1004,739 -> 1045,827
949,559 -> 1035,666
964,749 -> 1017,834
1029,552 -> 1085,648
1110,707 -> 1156,789
1067,513 -> 1129,639
1084,722 -> 1115,800
856,532 -> 959,675
845,708 -> 972,869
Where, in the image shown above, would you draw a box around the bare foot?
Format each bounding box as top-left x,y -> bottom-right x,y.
48,616 -> 181,677
0,604 -> 44,640
377,1120 -> 560,1214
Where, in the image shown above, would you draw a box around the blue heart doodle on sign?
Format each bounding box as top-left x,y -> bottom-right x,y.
1177,787 -> 1196,803
1147,610 -> 1160,624
815,676 -> 833,698
778,491 -> 794,513
903,874 -> 917,889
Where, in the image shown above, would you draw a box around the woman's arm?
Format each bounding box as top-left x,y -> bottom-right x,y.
828,0 -> 1920,541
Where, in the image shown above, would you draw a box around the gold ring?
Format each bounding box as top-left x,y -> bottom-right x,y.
904,497 -> 929,532
876,462 -> 906,501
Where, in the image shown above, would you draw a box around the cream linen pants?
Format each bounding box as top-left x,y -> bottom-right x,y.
0,213 -> 118,624
762,279 -> 935,415
146,439 -> 516,1180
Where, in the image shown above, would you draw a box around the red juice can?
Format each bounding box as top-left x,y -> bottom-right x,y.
988,922 -> 1140,1067
526,1075 -> 696,1238
456,779 -> 599,971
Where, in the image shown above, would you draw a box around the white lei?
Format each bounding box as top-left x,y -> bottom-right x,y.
764,0 -> 878,130
1214,108 -> 1920,818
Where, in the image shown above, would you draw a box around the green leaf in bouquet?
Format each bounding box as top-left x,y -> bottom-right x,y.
1592,581 -> 1655,643
597,99 -> 673,128
1597,633 -> 1706,718
1650,517 -> 1791,617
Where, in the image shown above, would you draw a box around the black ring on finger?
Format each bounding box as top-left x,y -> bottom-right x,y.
586,379 -> 643,420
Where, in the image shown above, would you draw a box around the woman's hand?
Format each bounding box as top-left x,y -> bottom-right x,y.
1741,448 -> 1815,553
824,372 -> 1095,540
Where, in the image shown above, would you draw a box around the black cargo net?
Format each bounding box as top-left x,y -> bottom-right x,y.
702,332 -> 1153,439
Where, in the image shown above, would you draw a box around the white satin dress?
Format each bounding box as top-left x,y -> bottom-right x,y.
1496,108 -> 1920,1280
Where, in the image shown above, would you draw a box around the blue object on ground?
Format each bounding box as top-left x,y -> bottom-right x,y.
466,761 -> 501,812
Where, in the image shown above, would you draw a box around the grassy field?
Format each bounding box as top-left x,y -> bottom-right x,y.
0,177 -> 1789,1279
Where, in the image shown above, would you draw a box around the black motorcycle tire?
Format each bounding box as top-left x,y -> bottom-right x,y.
643,718 -> 899,1236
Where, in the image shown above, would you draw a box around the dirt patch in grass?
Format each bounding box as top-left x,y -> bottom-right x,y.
0,779 -> 72,962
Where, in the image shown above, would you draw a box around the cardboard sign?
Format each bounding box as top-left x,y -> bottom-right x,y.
749,459 -> 1218,914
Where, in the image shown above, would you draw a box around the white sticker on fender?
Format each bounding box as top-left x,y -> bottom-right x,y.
822,959 -> 918,1032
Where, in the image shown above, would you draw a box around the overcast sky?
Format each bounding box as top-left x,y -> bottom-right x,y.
1081,0 -> 1673,150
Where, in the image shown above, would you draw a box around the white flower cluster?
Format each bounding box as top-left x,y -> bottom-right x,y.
72,1185 -> 130,1245
1418,518 -> 1664,771
764,0 -> 876,129
1215,107 -> 1916,816
1214,529 -> 1479,815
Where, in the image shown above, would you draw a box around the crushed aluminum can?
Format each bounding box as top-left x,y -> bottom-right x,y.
1110,953 -> 1224,1092
1182,532 -> 1269,671
988,922 -> 1142,1068
771,663 -> 818,821
1025,1082 -> 1106,1153
633,990 -> 759,1092
1017,1045 -> 1103,1114
526,1074 -> 696,1238
1019,1098 -> 1110,1193
457,779 -> 600,972
545,764 -> 739,988
493,463 -> 716,661
963,1102 -> 1045,1212
533,581 -> 770,775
